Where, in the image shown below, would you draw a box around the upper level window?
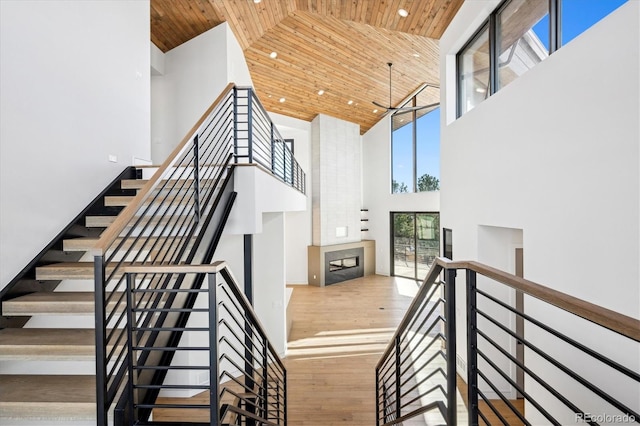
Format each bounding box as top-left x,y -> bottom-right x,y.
497,0 -> 549,91
457,0 -> 628,117
458,24 -> 489,116
391,85 -> 440,193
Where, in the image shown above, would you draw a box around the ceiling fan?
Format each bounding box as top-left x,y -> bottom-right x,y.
373,62 -> 440,115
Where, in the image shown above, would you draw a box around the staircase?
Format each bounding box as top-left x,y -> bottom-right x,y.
0,84 -> 298,425
0,174 -> 147,423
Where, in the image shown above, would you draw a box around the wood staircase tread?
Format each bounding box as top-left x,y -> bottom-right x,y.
2,291 -> 121,315
0,328 -> 99,360
36,262 -> 124,280
0,375 -> 96,419
121,178 -> 217,190
63,235 -> 192,252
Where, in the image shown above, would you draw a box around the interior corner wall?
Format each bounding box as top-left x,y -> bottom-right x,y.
311,114 -> 362,247
150,22 -> 253,164
439,1 -> 639,421
0,0 -> 151,289
253,212 -> 287,356
362,118 -> 440,276
270,113 -> 313,285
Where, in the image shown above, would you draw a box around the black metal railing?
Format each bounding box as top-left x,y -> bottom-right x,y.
234,87 -> 305,193
93,83 -> 297,425
376,258 -> 640,425
121,262 -> 286,426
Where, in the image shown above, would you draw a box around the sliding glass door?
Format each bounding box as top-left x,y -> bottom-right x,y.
391,212 -> 440,281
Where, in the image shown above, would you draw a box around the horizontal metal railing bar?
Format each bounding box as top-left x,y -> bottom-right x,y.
219,372 -> 263,402
122,263 -> 226,274
132,327 -> 210,332
399,339 -> 445,382
132,346 -> 210,351
92,82 -> 235,256
135,365 -> 210,370
135,403 -> 210,409
219,354 -> 268,395
476,386 -> 513,426
399,296 -> 443,356
400,350 -> 446,390
381,401 -> 446,426
434,258 -> 640,341
400,368 -> 446,401
400,384 -> 446,411
132,288 -> 208,293
476,287 -> 640,381
222,405 -> 280,426
476,327 -> 588,418
132,308 -> 209,313
218,335 -> 267,369
475,306 -> 640,419
398,314 -> 444,364
134,384 -> 211,390
476,346 -> 558,425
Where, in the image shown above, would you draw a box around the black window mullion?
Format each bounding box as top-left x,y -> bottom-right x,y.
489,11 -> 499,95
549,0 -> 561,53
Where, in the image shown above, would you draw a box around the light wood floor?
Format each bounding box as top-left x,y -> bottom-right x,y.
285,275 -> 420,425
153,274 -> 522,425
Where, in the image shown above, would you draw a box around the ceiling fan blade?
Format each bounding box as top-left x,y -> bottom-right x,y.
395,102 -> 441,112
372,101 -> 389,109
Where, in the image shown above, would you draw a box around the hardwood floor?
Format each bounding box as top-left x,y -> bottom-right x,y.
285,275 -> 419,425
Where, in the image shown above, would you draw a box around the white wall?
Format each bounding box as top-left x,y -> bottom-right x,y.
0,0 -> 150,289
150,22 -> 253,164
254,212 -> 287,356
311,114 -> 362,246
440,1 -> 639,421
362,117 -> 440,276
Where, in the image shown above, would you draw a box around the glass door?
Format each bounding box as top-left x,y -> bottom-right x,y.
391,212 -> 440,280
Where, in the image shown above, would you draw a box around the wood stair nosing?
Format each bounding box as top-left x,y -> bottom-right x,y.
36,262 -> 123,281
0,328 -> 106,361
2,291 -> 122,316
0,375 -> 96,420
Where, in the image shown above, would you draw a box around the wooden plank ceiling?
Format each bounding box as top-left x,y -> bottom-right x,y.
150,0 -> 464,134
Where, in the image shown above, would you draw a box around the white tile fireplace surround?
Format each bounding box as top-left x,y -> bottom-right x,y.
307,240 -> 375,287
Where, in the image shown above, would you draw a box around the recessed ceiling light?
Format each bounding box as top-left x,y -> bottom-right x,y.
475,87 -> 487,93
254,0 -> 262,3
347,100 -> 354,105
279,97 -> 286,103
270,51 -> 277,59
398,8 -> 409,17
373,109 -> 378,113
317,89 -> 325,95
413,53 -> 420,58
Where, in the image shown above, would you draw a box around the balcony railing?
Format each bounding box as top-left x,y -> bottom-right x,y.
376,258 -> 640,425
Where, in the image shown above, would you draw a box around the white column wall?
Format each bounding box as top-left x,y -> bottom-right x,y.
0,0 -> 150,289
362,117 -> 440,276
440,1 -> 639,422
311,114 -> 362,246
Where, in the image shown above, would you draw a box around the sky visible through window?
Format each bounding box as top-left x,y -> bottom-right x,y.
392,107 -> 440,192
393,0 -> 627,193
533,0 -> 628,49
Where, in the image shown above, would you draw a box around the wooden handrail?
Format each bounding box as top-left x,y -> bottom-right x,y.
433,257 -> 640,342
91,82 -> 236,257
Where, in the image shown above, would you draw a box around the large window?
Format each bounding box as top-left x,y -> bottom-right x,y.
457,0 -> 628,117
391,212 -> 440,281
391,85 -> 440,193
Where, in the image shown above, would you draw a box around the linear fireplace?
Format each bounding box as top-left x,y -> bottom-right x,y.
324,247 -> 364,285
308,240 -> 375,287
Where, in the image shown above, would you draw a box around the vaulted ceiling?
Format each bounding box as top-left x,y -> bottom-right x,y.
150,0 -> 464,134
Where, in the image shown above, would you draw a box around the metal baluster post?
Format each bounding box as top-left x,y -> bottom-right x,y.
193,135 -> 200,224
375,368 -> 380,426
233,87 -> 239,163
394,335 -> 402,421
125,272 -> 136,425
94,255 -> 108,426
248,90 -> 254,163
444,268 -> 457,426
208,272 -> 221,426
467,269 -> 479,426
262,335 -> 269,421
